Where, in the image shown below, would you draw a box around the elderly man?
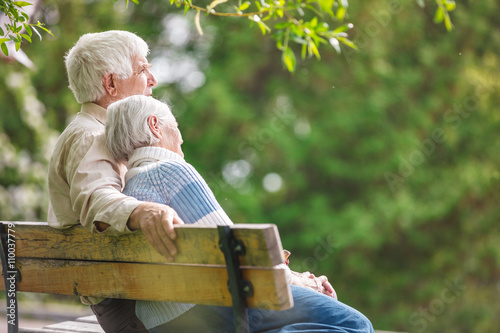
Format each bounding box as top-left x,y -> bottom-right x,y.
47,31 -> 183,333
105,95 -> 374,333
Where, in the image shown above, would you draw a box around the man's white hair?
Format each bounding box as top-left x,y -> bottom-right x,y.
65,30 -> 149,104
106,95 -> 174,161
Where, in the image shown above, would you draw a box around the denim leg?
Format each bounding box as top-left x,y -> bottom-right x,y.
247,285 -> 374,333
148,285 -> 374,333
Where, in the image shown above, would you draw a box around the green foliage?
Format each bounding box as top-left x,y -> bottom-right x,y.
1,0 -> 498,332
1,0 -> 456,71
0,0 -> 53,56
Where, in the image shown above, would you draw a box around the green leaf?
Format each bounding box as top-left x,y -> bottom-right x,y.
282,47 -> 296,72
15,41 -> 21,51
308,41 -> 320,59
23,24 -> 32,36
434,7 -> 444,23
0,38 -> 10,43
318,0 -> 335,17
21,33 -> 31,43
338,37 -> 358,50
239,1 -> 250,11
13,1 -> 32,7
37,24 -> 54,36
275,22 -> 289,29
444,13 -> 453,31
336,7 -> 346,20
446,1 -> 456,11
309,17 -> 318,28
257,21 -> 271,35
0,27 -> 4,36
301,43 -> 307,59
1,42 -> 9,56
333,23 -> 353,34
276,37 -> 283,50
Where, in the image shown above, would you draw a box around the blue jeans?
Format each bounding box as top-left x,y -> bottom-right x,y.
149,285 -> 374,333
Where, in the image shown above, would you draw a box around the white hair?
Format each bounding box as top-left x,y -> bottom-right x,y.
65,30 -> 149,104
106,95 -> 174,161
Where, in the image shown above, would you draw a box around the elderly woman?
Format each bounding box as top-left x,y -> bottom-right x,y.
105,95 -> 374,333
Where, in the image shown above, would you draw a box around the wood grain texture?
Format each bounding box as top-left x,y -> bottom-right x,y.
13,258 -> 293,310
7,222 -> 285,267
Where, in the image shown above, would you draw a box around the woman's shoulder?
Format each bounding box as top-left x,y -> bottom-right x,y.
157,160 -> 201,179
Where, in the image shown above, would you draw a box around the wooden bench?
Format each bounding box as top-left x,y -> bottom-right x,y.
0,221 -> 292,333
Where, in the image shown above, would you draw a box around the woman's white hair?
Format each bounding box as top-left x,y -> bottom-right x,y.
106,95 -> 174,161
65,30 -> 149,104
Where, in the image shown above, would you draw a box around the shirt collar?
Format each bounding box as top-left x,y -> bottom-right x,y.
127,146 -> 185,170
81,103 -> 107,125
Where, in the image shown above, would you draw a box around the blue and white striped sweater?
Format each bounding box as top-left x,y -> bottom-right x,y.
123,147 -> 232,329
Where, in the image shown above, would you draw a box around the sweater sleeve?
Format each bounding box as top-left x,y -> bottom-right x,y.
156,161 -> 233,226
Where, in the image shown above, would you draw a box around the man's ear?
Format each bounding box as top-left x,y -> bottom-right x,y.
102,73 -> 117,96
148,115 -> 162,139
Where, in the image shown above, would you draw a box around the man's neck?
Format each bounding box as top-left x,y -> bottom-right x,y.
94,95 -> 117,110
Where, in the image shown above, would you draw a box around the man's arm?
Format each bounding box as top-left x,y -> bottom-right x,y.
126,202 -> 183,262
67,134 -> 183,260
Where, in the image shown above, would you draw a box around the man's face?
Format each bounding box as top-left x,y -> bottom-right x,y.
114,55 -> 157,99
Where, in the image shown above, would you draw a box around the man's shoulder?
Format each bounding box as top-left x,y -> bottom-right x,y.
61,111 -> 104,136
55,113 -> 104,147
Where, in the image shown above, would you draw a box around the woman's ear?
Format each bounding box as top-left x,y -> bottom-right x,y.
102,73 -> 117,96
147,115 -> 162,139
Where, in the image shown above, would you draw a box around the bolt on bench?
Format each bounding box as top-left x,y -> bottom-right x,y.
0,221 -> 293,333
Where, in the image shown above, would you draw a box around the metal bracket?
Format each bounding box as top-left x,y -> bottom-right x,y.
0,223 -> 19,333
218,225 -> 254,333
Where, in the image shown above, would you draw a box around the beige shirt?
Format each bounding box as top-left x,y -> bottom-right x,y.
48,103 -> 141,234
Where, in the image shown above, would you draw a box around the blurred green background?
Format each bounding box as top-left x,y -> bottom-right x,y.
1,0 -> 499,332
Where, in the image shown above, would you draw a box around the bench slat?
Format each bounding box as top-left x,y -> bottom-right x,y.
4,258 -> 293,310
9,222 -> 284,267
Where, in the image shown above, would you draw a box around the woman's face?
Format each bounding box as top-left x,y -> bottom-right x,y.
160,120 -> 184,158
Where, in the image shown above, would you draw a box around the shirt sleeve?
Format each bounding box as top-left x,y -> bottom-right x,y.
66,133 -> 141,233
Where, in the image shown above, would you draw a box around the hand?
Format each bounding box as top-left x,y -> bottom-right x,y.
311,274 -> 337,299
290,271 -> 338,299
128,202 -> 184,262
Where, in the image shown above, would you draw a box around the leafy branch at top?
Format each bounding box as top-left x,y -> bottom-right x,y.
1,0 -> 456,72
0,0 -> 53,57
172,0 -> 358,72
169,0 -> 456,72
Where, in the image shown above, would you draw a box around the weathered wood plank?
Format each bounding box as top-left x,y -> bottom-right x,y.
11,258 -> 293,311
6,222 -> 284,267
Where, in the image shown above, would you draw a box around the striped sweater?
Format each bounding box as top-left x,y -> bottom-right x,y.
123,147 -> 233,329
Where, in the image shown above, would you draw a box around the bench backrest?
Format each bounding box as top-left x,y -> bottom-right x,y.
0,222 -> 293,311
